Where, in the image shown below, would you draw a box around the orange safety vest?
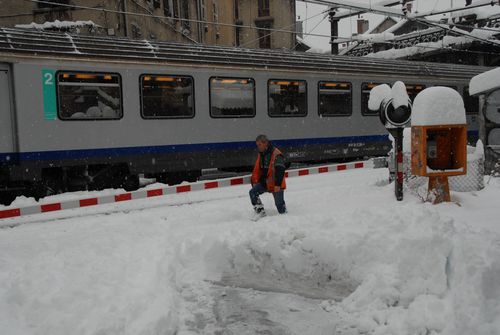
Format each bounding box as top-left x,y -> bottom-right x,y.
251,148 -> 287,192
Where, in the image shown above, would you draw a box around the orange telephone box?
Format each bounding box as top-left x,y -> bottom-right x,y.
411,88 -> 468,203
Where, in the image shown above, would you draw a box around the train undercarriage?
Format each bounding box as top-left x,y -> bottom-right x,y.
0,163 -> 204,206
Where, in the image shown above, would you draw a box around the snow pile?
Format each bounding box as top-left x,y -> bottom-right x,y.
15,20 -> 98,31
0,214 -> 179,335
412,87 -> 466,126
469,67 -> 500,96
0,168 -> 499,334
391,81 -> 410,109
368,84 -> 392,111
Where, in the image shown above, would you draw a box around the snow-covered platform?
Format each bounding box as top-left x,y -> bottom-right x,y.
1,168 -> 499,334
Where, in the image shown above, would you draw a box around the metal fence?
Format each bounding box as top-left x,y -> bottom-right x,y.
388,145 -> 485,197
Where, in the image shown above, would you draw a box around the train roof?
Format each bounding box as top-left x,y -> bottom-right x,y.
0,27 -> 490,80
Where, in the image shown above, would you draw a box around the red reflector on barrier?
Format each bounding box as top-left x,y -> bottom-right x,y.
147,189 -> 163,197
355,162 -> 364,169
337,165 -> 347,171
0,208 -> 21,219
319,167 -> 329,173
41,203 -> 61,213
230,178 -> 244,186
80,198 -> 98,207
177,185 -> 191,193
285,172 -> 289,178
298,170 -> 309,176
204,181 -> 218,189
115,193 -> 132,202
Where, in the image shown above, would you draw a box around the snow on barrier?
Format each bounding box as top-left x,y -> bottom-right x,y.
0,161 -> 371,220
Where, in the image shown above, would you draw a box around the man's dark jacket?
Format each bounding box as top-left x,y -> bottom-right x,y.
258,144 -> 286,188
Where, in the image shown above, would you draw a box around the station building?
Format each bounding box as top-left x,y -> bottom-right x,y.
0,0 -> 298,49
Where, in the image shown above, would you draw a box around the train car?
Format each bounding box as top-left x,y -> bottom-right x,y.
0,28 -> 489,205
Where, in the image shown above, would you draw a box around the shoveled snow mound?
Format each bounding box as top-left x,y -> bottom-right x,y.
469,67 -> 500,96
412,87 -> 466,126
0,168 -> 499,334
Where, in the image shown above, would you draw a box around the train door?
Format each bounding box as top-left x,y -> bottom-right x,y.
0,64 -> 14,156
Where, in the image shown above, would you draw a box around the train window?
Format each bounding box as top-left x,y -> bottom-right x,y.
362,83 -> 425,116
405,84 -> 426,101
268,80 -> 307,117
57,72 -> 122,120
141,75 -> 194,119
209,77 -> 256,118
464,87 -> 479,115
362,82 -> 385,116
318,81 -> 352,117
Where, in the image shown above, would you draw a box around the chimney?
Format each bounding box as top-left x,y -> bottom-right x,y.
406,1 -> 413,13
402,0 -> 413,15
357,19 -> 369,34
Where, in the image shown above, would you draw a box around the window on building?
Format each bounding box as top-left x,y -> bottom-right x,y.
57,72 -> 122,120
163,0 -> 171,16
181,0 -> 190,29
258,0 -> 270,17
268,80 -> 307,117
318,82 -> 352,116
464,87 -> 479,114
258,24 -> 272,48
36,0 -> 69,9
210,77 -> 256,118
172,0 -> 179,18
140,75 -> 194,119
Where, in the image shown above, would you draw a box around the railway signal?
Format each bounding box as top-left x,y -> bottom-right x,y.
369,82 -> 412,201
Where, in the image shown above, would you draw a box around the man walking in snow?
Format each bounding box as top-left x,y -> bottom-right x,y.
250,135 -> 287,219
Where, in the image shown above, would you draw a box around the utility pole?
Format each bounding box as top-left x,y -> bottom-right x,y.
329,8 -> 339,55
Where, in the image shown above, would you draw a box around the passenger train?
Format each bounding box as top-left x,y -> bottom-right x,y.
0,28 -> 489,205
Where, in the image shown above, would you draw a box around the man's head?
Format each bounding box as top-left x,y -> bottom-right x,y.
255,134 -> 270,153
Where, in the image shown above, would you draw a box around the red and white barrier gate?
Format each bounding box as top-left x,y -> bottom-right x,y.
0,161 -> 371,220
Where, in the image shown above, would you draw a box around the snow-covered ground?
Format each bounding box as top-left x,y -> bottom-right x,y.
1,168 -> 499,335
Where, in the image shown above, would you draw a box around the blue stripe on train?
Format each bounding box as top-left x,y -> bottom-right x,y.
0,130 -> 481,164
0,134 -> 390,164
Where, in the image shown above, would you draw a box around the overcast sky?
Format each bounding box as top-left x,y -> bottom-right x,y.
295,0 -> 468,52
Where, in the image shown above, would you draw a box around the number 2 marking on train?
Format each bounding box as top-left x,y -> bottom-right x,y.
42,69 -> 57,120
44,72 -> 54,85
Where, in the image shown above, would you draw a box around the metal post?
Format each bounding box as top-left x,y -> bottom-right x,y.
329,9 -> 339,55
394,128 -> 404,201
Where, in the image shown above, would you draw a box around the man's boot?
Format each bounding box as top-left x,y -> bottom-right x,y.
252,204 -> 266,221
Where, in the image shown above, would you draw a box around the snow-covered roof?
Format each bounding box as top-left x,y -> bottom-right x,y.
450,5 -> 500,21
366,26 -> 500,59
412,87 -> 466,126
469,67 -> 500,96
15,20 -> 99,30
362,16 -> 398,35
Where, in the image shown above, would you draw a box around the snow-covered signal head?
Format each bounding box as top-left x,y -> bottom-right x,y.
368,81 -> 412,128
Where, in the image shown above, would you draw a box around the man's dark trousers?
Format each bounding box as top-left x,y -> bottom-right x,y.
249,183 -> 286,214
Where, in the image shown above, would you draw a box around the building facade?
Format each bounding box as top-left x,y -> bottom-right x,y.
0,0 -> 296,49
